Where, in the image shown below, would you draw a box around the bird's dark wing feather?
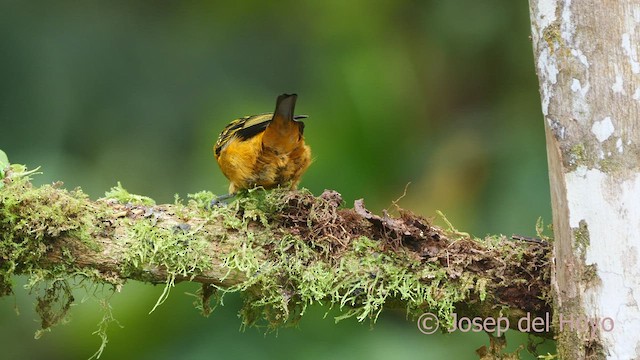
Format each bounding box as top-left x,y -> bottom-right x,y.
214,113 -> 308,157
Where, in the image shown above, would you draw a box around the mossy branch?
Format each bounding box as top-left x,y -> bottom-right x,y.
0,165 -> 551,342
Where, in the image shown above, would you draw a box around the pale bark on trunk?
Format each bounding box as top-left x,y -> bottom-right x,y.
529,1 -> 640,359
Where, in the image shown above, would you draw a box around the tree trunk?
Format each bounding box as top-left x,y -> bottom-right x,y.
529,1 -> 640,359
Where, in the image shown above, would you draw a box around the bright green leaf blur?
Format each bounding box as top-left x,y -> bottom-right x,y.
0,149 -> 8,179
0,1 -> 553,359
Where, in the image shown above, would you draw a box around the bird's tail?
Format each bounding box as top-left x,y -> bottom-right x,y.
262,93 -> 304,151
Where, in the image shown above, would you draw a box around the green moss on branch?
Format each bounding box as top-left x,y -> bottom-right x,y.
0,165 -> 552,353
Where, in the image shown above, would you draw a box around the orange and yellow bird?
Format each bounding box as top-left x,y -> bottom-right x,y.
214,94 -> 311,194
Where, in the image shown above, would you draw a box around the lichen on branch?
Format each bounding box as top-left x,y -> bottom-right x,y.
0,164 -> 552,353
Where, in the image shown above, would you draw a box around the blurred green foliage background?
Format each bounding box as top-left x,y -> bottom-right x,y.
0,1 -> 553,359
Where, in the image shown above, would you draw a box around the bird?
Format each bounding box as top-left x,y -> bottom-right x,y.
213,93 -> 312,195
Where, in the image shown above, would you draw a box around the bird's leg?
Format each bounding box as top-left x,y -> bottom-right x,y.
209,192 -> 236,208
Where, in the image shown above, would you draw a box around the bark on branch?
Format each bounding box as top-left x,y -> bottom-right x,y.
0,165 -> 551,338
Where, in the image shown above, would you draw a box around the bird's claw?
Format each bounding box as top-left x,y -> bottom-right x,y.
208,193 -> 235,209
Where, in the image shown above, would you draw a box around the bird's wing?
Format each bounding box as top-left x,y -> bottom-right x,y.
214,113 -> 309,157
